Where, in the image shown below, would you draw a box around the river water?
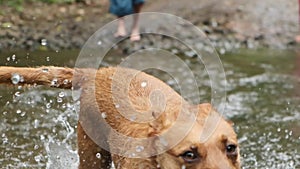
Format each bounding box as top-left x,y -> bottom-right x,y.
0,49 -> 299,168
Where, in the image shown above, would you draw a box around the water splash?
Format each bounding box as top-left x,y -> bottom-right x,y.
45,141 -> 78,169
11,73 -> 21,85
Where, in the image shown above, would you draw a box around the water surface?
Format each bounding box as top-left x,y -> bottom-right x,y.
0,49 -> 299,168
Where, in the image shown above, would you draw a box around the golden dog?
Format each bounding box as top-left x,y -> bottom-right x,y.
0,66 -> 240,169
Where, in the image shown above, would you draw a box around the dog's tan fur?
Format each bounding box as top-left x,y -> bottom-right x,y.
0,66 -> 240,169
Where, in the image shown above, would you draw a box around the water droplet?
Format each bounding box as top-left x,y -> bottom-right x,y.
34,119 -> 40,128
97,41 -> 102,45
34,145 -> 39,150
40,135 -> 45,140
14,91 -> 21,97
115,104 -> 120,108
41,39 -> 47,46
46,56 -> 50,62
277,128 -> 281,132
16,109 -> 21,114
42,68 -> 49,73
20,111 -> 26,117
58,92 -> 65,98
6,57 -> 10,61
19,75 -> 24,82
136,145 -> 144,152
51,78 -> 58,87
130,153 -> 136,158
63,79 -> 69,84
2,137 -> 8,144
56,155 -> 60,159
11,73 -> 21,84
285,135 -> 289,139
101,112 -> 107,119
34,155 -> 42,162
184,51 -> 196,57
96,153 -> 101,159
57,97 -> 63,103
11,54 -> 16,61
46,103 -> 51,108
141,81 -> 147,88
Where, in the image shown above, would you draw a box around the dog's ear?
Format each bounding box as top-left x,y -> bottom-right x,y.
226,120 -> 234,126
198,103 -> 212,115
149,112 -> 174,135
198,103 -> 234,126
148,104 -> 199,155
149,103 -> 198,135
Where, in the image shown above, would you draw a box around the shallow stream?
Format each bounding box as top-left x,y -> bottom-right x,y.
0,49 -> 299,168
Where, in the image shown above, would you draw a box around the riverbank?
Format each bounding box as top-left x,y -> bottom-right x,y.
0,0 -> 299,52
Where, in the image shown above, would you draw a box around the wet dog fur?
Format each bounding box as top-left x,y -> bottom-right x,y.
0,66 -> 240,169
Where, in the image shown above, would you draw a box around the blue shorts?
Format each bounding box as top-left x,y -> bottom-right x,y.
109,0 -> 145,17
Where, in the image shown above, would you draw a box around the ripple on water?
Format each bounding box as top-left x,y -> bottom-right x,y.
0,88 -> 78,168
1,50 -> 300,168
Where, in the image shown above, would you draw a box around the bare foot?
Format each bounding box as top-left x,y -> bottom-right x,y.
130,33 -> 141,41
114,31 -> 127,38
130,28 -> 141,41
115,18 -> 127,37
295,35 -> 300,43
114,27 -> 127,37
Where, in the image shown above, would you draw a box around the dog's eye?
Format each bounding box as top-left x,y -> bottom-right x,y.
180,150 -> 199,163
226,144 -> 237,155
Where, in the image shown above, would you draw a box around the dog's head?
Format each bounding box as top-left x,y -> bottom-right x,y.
154,103 -> 240,169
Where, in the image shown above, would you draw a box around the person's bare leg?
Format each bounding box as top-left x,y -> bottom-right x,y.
130,3 -> 143,41
296,35 -> 300,43
115,17 -> 127,37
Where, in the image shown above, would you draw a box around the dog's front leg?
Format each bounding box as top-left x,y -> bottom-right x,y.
77,123 -> 112,169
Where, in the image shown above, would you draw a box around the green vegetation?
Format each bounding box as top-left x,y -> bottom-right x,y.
0,0 -> 78,4
0,0 -> 82,11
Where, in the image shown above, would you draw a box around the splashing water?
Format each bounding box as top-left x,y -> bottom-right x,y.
0,49 -> 299,168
